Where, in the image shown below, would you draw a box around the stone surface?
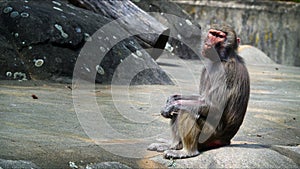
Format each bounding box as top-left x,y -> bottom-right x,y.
177,0 -> 300,66
133,0 -> 202,60
68,161 -> 132,169
87,162 -> 131,169
150,144 -> 299,168
0,159 -> 41,169
238,45 -> 275,65
0,53 -> 299,168
0,0 -> 173,85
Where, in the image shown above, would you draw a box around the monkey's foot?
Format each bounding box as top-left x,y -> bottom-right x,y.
156,138 -> 170,143
164,149 -> 200,159
147,143 -> 170,152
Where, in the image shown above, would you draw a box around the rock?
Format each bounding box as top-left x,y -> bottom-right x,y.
86,162 -> 131,169
150,144 -> 300,168
0,0 -> 173,85
133,0 -> 202,60
68,0 -> 170,60
68,161 -> 132,169
238,45 -> 275,65
0,0 -> 103,81
271,145 -> 300,166
0,159 -> 41,169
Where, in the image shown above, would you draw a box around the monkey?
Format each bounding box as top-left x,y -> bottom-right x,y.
147,24 -> 250,159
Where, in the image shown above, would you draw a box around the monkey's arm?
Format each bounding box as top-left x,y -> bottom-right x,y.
160,94 -> 204,118
167,94 -> 202,103
161,98 -> 210,119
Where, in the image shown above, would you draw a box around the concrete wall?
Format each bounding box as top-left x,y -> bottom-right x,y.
176,0 -> 300,66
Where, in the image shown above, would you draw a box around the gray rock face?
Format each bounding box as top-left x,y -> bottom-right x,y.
0,0 -> 173,85
0,0 -> 104,81
133,0 -> 202,60
177,0 -> 300,66
0,159 -> 41,169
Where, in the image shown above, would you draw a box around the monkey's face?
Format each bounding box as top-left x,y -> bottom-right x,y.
202,29 -> 227,61
202,24 -> 238,61
204,29 -> 227,50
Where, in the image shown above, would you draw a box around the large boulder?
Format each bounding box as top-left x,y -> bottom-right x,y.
238,45 -> 275,65
133,0 -> 202,60
0,0 -> 173,85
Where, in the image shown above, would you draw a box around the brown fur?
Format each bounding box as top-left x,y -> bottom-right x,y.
148,24 -> 250,159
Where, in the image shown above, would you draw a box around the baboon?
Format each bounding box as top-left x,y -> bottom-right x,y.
148,24 -> 250,159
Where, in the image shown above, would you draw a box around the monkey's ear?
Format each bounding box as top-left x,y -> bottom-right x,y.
237,38 -> 241,45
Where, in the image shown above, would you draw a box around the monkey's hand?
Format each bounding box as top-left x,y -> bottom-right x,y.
160,101 -> 181,118
161,100 -> 205,119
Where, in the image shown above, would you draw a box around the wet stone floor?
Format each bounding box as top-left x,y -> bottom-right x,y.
0,55 -> 299,168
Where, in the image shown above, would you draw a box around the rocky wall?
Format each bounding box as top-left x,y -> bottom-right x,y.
176,0 -> 300,66
0,0 -> 173,84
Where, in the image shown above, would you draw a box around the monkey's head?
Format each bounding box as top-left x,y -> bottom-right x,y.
202,24 -> 240,61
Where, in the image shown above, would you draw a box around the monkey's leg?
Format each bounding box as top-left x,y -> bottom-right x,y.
164,112 -> 200,159
170,115 -> 183,150
147,115 -> 182,152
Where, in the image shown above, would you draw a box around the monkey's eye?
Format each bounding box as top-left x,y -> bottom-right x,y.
217,34 -> 225,38
209,30 -> 226,38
